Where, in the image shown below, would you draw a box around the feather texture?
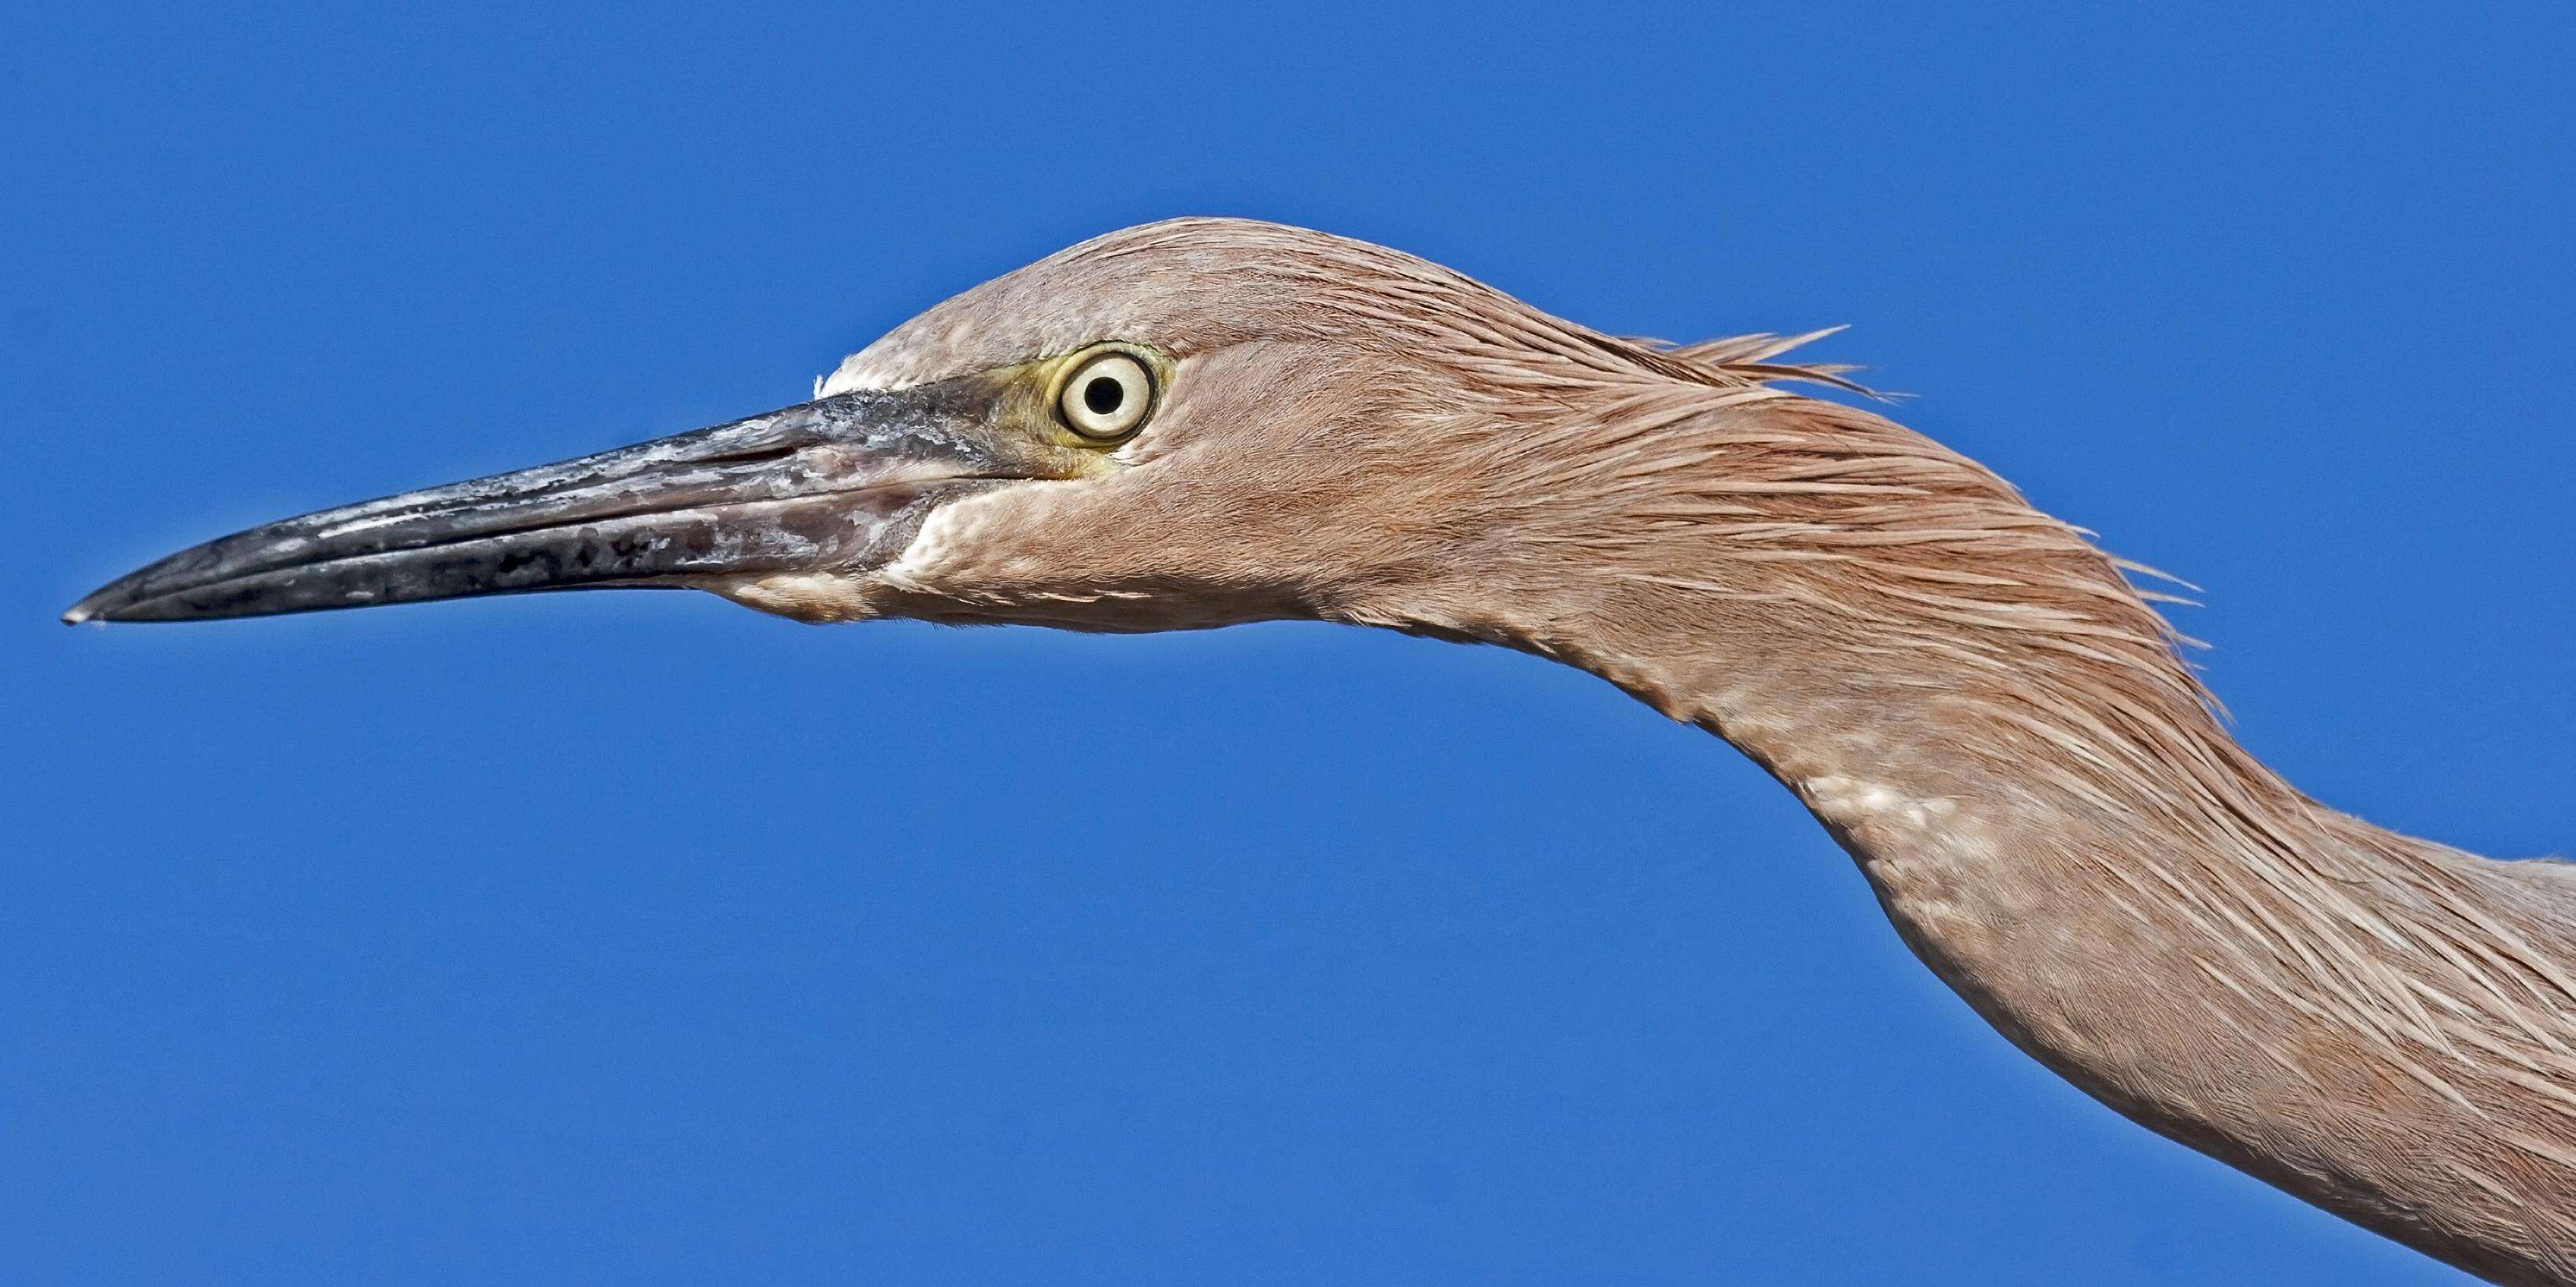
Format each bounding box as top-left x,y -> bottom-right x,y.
825,218 -> 2576,1283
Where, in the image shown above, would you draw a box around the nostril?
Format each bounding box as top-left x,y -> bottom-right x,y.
689,444 -> 802,468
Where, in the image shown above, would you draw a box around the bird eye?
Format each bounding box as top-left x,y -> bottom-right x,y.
1057,351 -> 1153,440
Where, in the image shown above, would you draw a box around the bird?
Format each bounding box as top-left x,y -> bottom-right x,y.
65,217 -> 2576,1285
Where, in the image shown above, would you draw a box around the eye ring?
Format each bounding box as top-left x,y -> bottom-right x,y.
1057,350 -> 1154,441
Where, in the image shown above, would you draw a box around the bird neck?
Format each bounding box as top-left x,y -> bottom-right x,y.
1382,389 -> 2576,1284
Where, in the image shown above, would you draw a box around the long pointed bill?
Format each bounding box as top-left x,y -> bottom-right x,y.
65,385 -> 1011,624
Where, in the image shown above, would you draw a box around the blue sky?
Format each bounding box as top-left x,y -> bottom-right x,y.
6,2 -> 2570,1282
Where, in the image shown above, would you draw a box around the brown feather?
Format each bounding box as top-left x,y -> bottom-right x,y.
794,219 -> 2576,1284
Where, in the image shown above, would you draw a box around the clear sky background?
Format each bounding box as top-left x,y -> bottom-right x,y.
6,3 -> 2570,1283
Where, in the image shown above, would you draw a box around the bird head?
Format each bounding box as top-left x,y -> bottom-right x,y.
63,219 -> 1897,664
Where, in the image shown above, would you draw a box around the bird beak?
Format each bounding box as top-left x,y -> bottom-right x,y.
63,384 -> 1013,624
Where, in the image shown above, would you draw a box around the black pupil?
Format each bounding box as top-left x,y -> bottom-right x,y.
1083,375 -> 1124,416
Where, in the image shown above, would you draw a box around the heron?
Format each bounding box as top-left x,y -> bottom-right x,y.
65,218 -> 2574,1285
